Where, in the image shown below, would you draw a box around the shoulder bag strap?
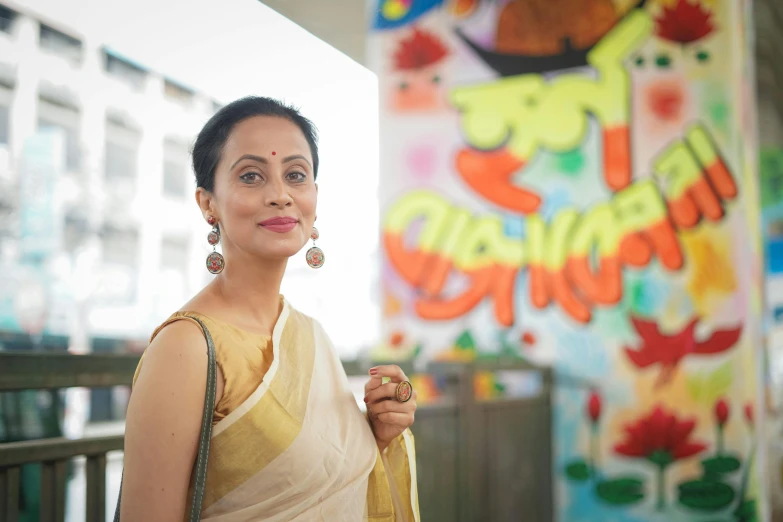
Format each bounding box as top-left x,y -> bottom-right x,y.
113,316 -> 217,522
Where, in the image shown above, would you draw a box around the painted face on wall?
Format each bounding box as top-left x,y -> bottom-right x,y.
389,27 -> 450,112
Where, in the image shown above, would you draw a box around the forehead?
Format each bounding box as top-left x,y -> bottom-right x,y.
222,115 -> 311,160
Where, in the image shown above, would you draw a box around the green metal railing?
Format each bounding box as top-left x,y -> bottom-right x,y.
0,353 -> 554,522
0,353 -> 138,522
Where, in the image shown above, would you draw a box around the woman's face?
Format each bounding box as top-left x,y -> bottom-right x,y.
199,115 -> 317,263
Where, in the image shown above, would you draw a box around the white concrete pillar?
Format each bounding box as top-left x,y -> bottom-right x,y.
8,14 -> 38,173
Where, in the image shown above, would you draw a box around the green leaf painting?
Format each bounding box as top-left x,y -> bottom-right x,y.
677,479 -> 735,511
702,455 -> 741,476
564,459 -> 591,482
454,330 -> 476,351
595,477 -> 646,505
734,499 -> 758,522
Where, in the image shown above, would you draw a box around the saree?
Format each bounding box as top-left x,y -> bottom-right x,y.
142,299 -> 420,521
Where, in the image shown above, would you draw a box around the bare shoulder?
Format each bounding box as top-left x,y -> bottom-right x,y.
121,320 -> 212,520
139,319 -> 209,381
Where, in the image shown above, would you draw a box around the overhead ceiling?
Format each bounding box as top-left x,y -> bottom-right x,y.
258,0 -> 369,65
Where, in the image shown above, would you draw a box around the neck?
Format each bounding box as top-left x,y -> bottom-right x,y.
210,248 -> 287,331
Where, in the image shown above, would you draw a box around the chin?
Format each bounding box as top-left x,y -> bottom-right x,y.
255,245 -> 305,261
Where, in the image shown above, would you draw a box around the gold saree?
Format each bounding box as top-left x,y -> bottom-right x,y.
140,299 -> 420,521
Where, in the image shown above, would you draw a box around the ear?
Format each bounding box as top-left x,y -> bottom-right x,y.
196,187 -> 216,222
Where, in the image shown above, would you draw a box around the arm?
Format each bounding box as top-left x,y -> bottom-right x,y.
119,321 -> 220,522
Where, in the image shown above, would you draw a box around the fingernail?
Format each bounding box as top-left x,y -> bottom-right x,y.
369,368 -> 378,376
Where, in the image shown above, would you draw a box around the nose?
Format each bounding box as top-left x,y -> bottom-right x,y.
265,178 -> 293,208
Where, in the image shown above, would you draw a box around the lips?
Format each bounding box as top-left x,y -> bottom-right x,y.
259,216 -> 298,233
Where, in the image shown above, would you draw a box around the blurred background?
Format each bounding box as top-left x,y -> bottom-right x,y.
1,0 -> 782,520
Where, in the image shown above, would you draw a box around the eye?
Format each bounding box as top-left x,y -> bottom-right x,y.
696,50 -> 710,63
240,171 -> 261,182
634,55 -> 644,67
287,171 -> 307,182
655,54 -> 672,68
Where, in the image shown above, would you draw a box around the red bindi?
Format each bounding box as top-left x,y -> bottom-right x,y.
271,151 -> 276,155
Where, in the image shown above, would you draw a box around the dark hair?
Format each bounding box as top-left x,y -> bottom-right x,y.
192,96 -> 319,192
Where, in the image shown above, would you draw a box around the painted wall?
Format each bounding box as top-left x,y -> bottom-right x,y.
367,0 -> 765,519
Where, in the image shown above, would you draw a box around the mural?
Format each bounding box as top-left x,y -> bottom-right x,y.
369,0 -> 764,519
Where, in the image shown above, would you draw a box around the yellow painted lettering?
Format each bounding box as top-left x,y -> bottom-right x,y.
570,204 -> 622,258
613,180 -> 669,235
383,190 -> 453,253
654,141 -> 703,200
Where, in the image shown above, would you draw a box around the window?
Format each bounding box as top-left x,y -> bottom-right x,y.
37,97 -> 81,172
162,137 -> 188,198
0,5 -> 17,34
163,158 -> 187,197
105,141 -> 136,179
95,226 -> 139,305
63,213 -> 88,253
161,236 -> 189,270
39,23 -> 83,64
156,235 -> 189,317
0,104 -> 8,145
164,79 -> 194,105
104,50 -> 147,91
101,226 -> 138,266
104,120 -> 140,182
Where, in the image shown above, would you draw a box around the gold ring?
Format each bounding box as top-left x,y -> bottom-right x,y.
396,380 -> 413,403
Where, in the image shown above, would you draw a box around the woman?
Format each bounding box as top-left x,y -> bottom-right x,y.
118,97 -> 419,521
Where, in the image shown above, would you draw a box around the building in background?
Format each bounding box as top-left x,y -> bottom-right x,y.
1,1 -> 382,519
0,2 -> 220,350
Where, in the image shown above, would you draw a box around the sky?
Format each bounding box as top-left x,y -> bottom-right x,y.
14,0 -> 382,354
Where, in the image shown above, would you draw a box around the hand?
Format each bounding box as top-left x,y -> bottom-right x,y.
364,365 -> 417,452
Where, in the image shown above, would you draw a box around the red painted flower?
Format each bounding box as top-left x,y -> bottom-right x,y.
587,390 -> 602,423
393,28 -> 449,71
615,405 -> 706,466
390,331 -> 405,347
744,402 -> 754,427
714,398 -> 730,427
655,0 -> 716,44
521,331 -> 537,346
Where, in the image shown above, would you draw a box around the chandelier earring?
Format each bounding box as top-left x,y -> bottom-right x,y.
306,227 -> 325,269
206,216 -> 225,274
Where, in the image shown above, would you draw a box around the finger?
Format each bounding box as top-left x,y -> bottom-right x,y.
364,382 -> 399,405
369,397 -> 417,416
375,411 -> 414,427
364,376 -> 382,395
371,365 -> 408,383
365,384 -> 418,405
364,365 -> 408,393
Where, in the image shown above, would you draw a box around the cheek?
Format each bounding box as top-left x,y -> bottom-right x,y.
298,189 -> 318,218
224,189 -> 260,216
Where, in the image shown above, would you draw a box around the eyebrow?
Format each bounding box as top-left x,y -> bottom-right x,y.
230,153 -> 312,170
